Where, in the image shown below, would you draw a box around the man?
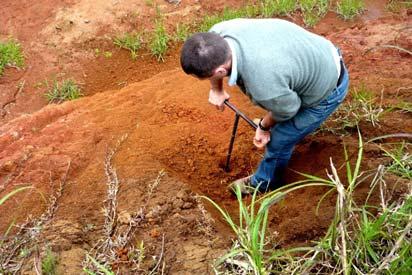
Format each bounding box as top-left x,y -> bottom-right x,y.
180,18 -> 349,194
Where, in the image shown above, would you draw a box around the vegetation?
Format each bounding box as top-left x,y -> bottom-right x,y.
299,0 -> 329,27
45,79 -> 82,104
42,248 -> 58,275
173,23 -> 192,42
149,17 -> 170,62
260,0 -> 297,17
386,0 -> 412,13
113,32 -> 142,60
0,39 -> 24,76
337,0 -> 365,20
205,134 -> 412,274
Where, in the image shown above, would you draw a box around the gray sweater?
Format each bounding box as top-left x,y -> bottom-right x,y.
210,19 -> 340,121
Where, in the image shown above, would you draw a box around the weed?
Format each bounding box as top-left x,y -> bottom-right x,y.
202,178 -> 330,273
45,79 -> 82,104
382,142 -> 412,180
113,32 -> 142,60
149,17 -> 170,62
198,6 -> 258,33
207,133 -> 412,274
260,0 -> 297,17
0,39 -> 24,76
173,23 -> 191,42
42,248 -> 58,275
103,51 -> 112,58
299,0 -> 329,27
336,0 -> 364,20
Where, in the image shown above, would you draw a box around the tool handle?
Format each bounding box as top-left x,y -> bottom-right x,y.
224,100 -> 257,129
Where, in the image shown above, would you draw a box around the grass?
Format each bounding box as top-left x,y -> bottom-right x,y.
206,133 -> 412,274
198,6 -> 259,33
0,39 -> 24,76
320,86 -> 385,135
149,16 -> 170,62
382,142 -> 412,180
299,0 -> 329,27
42,248 -> 58,275
113,32 -> 142,60
173,23 -> 192,42
45,79 -> 82,104
260,0 -> 297,17
336,0 -> 365,20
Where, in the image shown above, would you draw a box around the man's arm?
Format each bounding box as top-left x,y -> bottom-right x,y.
209,78 -> 230,111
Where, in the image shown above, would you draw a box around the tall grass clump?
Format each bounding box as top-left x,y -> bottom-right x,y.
299,0 -> 330,27
260,0 -> 297,17
0,39 -> 24,76
173,23 -> 192,42
337,0 -> 364,20
198,6 -> 259,32
205,133 -> 412,274
149,16 -> 170,62
113,32 -> 142,60
45,79 -> 82,104
381,142 -> 412,180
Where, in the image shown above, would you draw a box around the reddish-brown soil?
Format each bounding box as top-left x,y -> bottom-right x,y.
1,0 -> 411,273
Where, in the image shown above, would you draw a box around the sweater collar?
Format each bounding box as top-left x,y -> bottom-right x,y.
225,38 -> 238,86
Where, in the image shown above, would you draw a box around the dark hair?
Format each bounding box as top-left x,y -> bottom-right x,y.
180,32 -> 230,78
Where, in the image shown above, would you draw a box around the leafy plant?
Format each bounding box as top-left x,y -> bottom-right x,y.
0,39 -> 24,76
336,0 -> 364,20
45,79 -> 82,104
150,17 -> 170,62
113,32 -> 142,60
42,248 -> 58,275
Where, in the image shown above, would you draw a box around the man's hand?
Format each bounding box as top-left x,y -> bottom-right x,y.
208,89 -> 230,111
253,128 -> 271,148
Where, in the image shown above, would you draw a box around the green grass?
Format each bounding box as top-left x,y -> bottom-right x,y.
173,23 -> 192,42
42,248 -> 58,275
382,142 -> 412,180
0,39 -> 24,76
45,79 -> 82,104
260,0 -> 297,17
113,32 -> 142,60
206,133 -> 412,274
149,17 -> 170,62
337,0 -> 364,20
198,6 -> 259,33
299,0 -> 330,27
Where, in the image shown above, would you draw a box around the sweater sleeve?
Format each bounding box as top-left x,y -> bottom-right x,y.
259,92 -> 301,122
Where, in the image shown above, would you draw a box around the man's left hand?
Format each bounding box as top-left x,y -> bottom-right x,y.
253,128 -> 271,148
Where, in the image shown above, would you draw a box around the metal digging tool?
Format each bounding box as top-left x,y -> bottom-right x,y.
224,100 -> 257,172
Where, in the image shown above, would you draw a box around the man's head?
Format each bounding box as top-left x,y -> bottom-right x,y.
180,32 -> 231,79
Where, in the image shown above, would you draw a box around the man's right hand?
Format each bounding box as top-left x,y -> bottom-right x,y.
208,89 -> 230,111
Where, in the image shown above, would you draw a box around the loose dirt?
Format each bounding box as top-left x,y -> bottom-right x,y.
0,1 -> 411,273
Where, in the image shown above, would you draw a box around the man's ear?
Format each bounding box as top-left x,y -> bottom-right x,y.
212,66 -> 228,79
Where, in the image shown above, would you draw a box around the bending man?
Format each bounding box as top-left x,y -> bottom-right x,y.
180,18 -> 349,194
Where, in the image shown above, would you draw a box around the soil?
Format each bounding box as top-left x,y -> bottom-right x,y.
0,0 -> 411,273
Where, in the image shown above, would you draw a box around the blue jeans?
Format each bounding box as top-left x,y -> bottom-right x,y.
251,64 -> 349,192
